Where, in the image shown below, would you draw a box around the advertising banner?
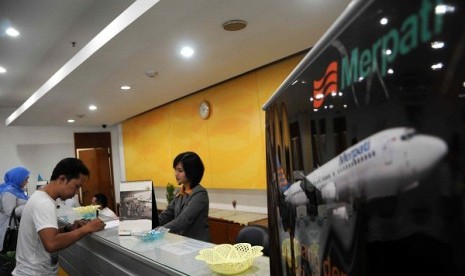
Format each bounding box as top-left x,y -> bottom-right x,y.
264,1 -> 465,275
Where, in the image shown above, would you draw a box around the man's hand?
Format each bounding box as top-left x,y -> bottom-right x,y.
83,218 -> 105,233
68,218 -> 105,233
71,219 -> 89,230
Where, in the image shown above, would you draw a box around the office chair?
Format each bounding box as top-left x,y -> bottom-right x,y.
234,225 -> 270,257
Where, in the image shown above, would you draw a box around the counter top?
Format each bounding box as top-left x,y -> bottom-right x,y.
208,209 -> 267,226
58,206 -> 269,276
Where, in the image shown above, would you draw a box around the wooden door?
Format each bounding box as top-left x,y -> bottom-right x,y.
77,148 -> 115,210
74,132 -> 115,212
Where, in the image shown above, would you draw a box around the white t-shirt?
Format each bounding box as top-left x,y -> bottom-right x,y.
100,207 -> 118,219
13,190 -> 59,276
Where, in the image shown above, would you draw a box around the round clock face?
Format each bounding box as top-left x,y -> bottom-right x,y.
199,101 -> 210,119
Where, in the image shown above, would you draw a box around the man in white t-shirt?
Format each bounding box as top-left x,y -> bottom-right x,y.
12,158 -> 105,276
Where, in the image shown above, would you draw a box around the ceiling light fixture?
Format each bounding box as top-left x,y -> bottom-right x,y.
0,66 -> 6,73
435,4 -> 455,14
223,20 -> 247,31
6,27 -> 20,37
67,119 -> 75,123
180,46 -> 194,58
431,41 -> 445,49
89,105 -> 97,110
121,85 -> 131,90
431,63 -> 443,70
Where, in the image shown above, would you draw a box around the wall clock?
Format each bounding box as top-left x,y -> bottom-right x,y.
199,101 -> 210,119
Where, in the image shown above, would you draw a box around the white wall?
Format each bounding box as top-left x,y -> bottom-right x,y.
0,108 -> 122,199
1,108 -> 267,214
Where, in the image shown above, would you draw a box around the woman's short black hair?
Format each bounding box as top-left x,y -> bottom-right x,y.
173,151 -> 204,188
94,193 -> 108,208
50,158 -> 89,181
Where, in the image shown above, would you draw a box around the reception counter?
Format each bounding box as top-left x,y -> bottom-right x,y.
156,202 -> 268,244
57,208 -> 270,276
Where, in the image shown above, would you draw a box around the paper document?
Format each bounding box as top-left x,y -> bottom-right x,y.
104,220 -> 120,229
118,219 -> 152,235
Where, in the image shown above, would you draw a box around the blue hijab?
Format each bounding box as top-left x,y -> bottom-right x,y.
0,167 -> 30,200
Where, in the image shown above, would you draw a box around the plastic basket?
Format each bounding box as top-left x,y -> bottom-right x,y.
132,227 -> 169,242
195,243 -> 263,275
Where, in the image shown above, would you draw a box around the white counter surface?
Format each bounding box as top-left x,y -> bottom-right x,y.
57,206 -> 269,276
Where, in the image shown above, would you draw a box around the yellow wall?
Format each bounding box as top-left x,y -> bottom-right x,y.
122,54 -> 303,189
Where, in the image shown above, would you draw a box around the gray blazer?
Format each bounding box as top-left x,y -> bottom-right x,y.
158,184 -> 211,242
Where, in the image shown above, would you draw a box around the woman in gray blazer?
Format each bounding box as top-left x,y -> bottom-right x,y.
158,152 -> 211,242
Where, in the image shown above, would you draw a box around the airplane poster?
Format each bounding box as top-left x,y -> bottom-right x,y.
263,0 -> 465,275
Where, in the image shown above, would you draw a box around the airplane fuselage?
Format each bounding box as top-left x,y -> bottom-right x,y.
285,127 -> 448,204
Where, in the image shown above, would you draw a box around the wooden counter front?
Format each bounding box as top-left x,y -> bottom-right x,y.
207,209 -> 268,244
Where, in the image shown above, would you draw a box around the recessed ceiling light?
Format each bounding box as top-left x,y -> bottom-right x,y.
0,66 -> 6,73
431,41 -> 445,49
67,119 -> 75,123
89,105 -> 97,110
431,63 -> 443,70
180,46 -> 194,58
380,18 -> 388,25
435,4 -> 455,14
6,27 -> 20,37
223,20 -> 247,31
121,85 -> 131,90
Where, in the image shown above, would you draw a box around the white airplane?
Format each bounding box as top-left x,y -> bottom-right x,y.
284,127 -> 448,205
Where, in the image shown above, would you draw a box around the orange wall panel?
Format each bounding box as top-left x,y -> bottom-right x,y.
122,54 -> 304,189
207,74 -> 265,189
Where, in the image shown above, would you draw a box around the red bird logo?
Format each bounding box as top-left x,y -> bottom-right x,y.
312,61 -> 338,109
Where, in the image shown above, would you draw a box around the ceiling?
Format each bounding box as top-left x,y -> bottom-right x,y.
0,0 -> 351,127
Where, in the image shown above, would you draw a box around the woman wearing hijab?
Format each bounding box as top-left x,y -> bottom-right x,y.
0,167 -> 30,251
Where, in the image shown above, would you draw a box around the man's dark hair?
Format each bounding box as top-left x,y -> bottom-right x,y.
94,193 -> 108,208
50,158 -> 89,181
173,151 -> 204,188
